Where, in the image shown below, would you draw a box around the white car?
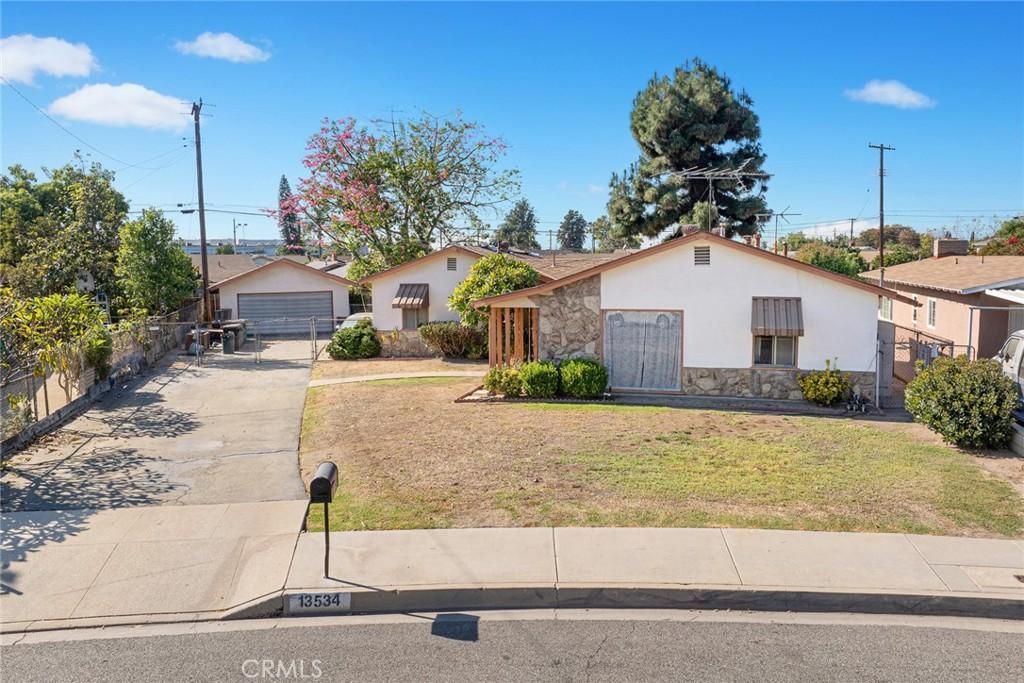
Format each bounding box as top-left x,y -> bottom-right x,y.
337,312 -> 373,330
995,330 -> 1024,398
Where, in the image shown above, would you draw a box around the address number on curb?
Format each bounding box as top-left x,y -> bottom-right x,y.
288,592 -> 352,614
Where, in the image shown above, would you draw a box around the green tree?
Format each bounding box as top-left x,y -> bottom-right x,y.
449,254 -> 540,328
590,215 -> 641,252
687,201 -> 720,232
608,59 -> 768,241
783,231 -> 813,251
795,243 -> 867,277
556,209 -> 587,250
115,209 -> 198,314
0,158 -> 128,300
869,243 -> 920,270
215,243 -> 235,255
285,113 -> 518,278
856,226 -> 904,249
1,290 -> 112,400
995,217 -> 1024,240
278,175 -> 303,254
494,199 -> 540,250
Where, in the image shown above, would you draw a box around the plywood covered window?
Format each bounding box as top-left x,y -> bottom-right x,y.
603,310 -> 682,391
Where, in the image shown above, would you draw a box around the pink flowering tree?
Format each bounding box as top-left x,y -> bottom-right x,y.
280,113 -> 519,279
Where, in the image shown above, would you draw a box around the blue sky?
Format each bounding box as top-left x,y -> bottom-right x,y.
2,2 -> 1022,245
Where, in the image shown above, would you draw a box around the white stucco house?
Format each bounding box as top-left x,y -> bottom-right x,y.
209,258 -> 356,335
474,230 -> 910,403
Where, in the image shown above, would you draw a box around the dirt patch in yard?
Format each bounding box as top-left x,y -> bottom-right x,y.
301,379 -> 1024,538
310,357 -> 487,381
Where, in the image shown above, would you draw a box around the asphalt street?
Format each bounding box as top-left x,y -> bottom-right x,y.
3,612 -> 1023,682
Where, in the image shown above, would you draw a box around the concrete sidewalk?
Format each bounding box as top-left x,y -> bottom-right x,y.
1,500 -> 308,632
283,527 -> 1024,619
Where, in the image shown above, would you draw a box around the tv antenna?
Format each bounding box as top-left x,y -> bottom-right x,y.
661,159 -> 770,232
755,207 -> 802,252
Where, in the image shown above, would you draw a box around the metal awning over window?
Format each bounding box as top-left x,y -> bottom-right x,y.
751,297 -> 804,337
392,283 -> 429,309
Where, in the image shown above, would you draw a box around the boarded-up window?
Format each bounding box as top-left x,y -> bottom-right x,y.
694,246 -> 711,265
603,310 -> 682,391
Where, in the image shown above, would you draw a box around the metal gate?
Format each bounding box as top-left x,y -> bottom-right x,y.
237,292 -> 334,336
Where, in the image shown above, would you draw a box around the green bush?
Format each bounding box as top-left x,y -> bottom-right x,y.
904,356 -> 1018,449
559,358 -> 608,398
519,360 -> 559,398
418,322 -> 487,359
483,365 -> 523,397
326,320 -> 381,360
83,327 -> 113,381
797,359 -> 852,406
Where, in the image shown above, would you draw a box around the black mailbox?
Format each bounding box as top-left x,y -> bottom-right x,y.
310,462 -> 338,504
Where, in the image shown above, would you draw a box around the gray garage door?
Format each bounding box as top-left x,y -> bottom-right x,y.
237,291 -> 334,336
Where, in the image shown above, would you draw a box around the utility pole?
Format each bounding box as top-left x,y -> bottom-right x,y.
849,218 -> 856,243
868,143 -> 895,287
192,100 -> 210,321
232,218 -> 237,247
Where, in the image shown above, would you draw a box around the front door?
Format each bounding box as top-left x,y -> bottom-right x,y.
603,310 -> 682,391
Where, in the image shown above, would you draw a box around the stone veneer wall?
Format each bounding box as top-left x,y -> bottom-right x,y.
677,368 -> 876,402
377,330 -> 432,358
538,275 -> 602,361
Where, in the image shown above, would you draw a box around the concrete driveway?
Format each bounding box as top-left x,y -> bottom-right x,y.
1,340 -> 318,628
1,339 -> 313,512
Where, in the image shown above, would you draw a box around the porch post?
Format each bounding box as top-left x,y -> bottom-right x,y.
514,308 -> 525,362
488,307 -> 497,367
531,308 -> 540,361
503,307 -> 512,366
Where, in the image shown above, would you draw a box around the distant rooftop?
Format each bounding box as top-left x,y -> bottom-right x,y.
861,255 -> 1024,294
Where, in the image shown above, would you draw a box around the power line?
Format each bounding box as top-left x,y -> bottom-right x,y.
2,76 -> 188,170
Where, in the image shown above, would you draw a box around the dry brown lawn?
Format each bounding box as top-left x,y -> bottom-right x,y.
310,357 -> 487,381
301,377 -> 1024,537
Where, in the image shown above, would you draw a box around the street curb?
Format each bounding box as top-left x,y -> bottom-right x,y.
4,585 -> 1020,635
264,585 -> 1023,622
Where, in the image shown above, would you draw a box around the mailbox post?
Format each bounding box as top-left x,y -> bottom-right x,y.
309,461 -> 339,578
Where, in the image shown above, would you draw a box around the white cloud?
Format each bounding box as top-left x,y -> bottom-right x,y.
844,80 -> 935,109
174,32 -> 270,63
0,34 -> 97,85
48,83 -> 186,130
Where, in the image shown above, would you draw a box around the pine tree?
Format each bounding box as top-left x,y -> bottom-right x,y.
557,210 -> 588,250
608,59 -> 768,239
494,199 -> 540,250
278,175 -> 302,253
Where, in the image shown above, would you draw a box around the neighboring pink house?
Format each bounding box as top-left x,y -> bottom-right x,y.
861,239 -> 1024,363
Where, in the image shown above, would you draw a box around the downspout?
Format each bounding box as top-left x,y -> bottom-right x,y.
875,338 -> 882,410
966,307 -> 974,361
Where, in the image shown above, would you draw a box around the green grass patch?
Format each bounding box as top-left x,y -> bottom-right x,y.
552,419 -> 1022,536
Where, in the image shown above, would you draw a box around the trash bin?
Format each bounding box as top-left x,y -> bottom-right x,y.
223,331 -> 235,354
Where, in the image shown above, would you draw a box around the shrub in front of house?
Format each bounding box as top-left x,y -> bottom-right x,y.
559,358 -> 608,398
797,359 -> 852,406
418,322 -> 487,359
326,320 -> 381,360
904,356 -> 1018,449
519,360 -> 559,398
484,365 -> 522,397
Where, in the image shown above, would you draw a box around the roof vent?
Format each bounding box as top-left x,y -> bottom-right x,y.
694,245 -> 711,266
